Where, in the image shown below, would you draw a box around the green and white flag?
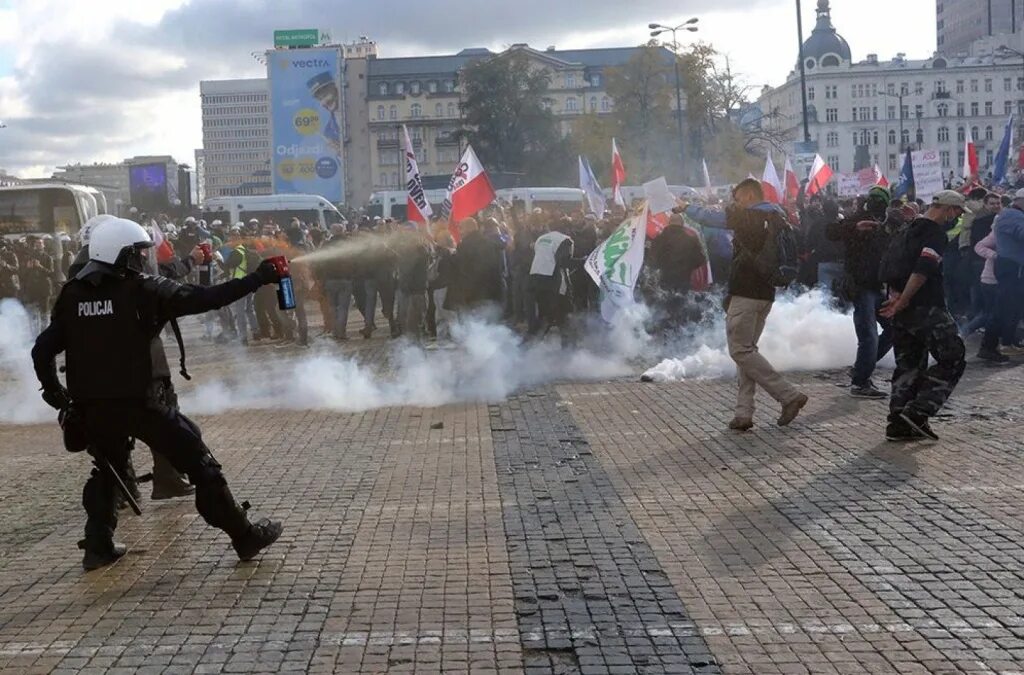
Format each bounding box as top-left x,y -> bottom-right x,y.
585,205 -> 647,322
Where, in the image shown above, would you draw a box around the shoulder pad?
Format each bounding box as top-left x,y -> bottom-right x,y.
140,274 -> 184,300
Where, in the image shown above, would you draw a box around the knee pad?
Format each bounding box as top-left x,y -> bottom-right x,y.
186,452 -> 226,488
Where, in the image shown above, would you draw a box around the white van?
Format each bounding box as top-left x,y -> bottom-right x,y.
495,187 -> 585,214
366,189 -> 449,221
201,194 -> 347,229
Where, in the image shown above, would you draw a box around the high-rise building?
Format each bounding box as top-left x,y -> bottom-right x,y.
199,78 -> 272,198
938,0 -> 1024,55
52,156 -> 179,215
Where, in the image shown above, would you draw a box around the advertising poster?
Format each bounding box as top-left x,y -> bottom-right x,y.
268,47 -> 344,203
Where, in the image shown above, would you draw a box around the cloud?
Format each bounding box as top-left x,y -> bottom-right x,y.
0,0 -> 934,178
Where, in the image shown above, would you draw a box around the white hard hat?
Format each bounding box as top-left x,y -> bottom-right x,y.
211,219 -> 223,227
79,214 -> 117,245
89,218 -> 153,267
184,216 -> 197,225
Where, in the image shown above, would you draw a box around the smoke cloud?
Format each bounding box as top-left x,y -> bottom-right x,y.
0,300 -> 53,424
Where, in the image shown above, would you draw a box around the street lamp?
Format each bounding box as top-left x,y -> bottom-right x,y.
650,18 -> 699,182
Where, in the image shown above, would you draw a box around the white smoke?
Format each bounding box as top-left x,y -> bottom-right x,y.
0,299 -> 53,424
642,289 -> 894,382
181,317 -> 639,415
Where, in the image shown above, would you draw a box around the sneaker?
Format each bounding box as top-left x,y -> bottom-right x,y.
151,480 -> 196,501
777,393 -> 809,426
728,417 -> 754,431
80,541 -> 127,571
850,383 -> 888,399
977,349 -> 1010,363
885,420 -> 923,442
232,518 -> 283,562
899,412 -> 939,441
1001,343 -> 1024,355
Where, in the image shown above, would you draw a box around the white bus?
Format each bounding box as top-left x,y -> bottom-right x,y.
201,194 -> 347,229
366,189 -> 449,221
495,187 -> 585,214
0,183 -> 105,240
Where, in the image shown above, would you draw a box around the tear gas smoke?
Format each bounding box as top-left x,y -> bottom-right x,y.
0,292 -> 888,425
291,231 -> 415,266
642,289 -> 895,382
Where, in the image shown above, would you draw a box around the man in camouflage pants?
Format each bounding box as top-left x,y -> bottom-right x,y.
880,191 -> 968,441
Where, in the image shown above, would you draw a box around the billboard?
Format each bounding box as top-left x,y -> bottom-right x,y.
128,163 -> 169,212
268,47 -> 344,203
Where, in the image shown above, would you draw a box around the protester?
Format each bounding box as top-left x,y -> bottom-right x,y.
527,218 -> 576,344
879,190 -> 968,441
977,188 -> 1024,361
685,178 -> 809,431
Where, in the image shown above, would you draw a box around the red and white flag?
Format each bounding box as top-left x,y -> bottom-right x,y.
963,126 -> 979,180
611,138 -> 627,207
783,155 -> 800,204
873,164 -> 889,188
448,144 -> 495,225
761,156 -> 783,204
151,221 -> 175,264
402,125 -> 432,224
805,154 -> 834,197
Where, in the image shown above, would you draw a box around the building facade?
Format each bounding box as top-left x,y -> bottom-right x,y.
52,156 -> 179,214
199,78 -> 272,198
937,0 -> 1024,55
759,0 -> 1024,181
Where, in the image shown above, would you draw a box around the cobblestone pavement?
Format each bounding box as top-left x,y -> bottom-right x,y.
1,319 -> 1023,674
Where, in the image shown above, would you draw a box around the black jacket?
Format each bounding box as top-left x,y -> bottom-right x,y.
445,231 -> 505,309
827,207 -> 898,291
649,224 -> 707,293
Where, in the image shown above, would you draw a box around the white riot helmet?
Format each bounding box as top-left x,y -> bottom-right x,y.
88,218 -> 154,273
79,214 -> 117,246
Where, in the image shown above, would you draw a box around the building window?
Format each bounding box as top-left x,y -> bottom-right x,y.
902,128 -> 911,146
447,102 -> 456,117
900,82 -> 909,95
377,105 -> 385,120
601,97 -> 611,112
1005,77 -> 1013,92
970,102 -> 979,116
566,74 -> 576,88
888,105 -> 896,120
957,102 -> 965,117
391,171 -> 399,186
938,127 -> 949,142
986,149 -> 994,166
808,86 -> 815,101
985,101 -> 993,115
1006,100 -> 1014,115
435,102 -> 443,117
956,80 -> 964,93
888,129 -> 897,145
428,81 -> 438,93
379,83 -> 388,96
565,97 -> 578,112
410,126 -> 422,140
972,125 -> 980,140
590,96 -> 597,112
888,154 -> 898,170
916,129 -> 924,145
914,81 -> 923,95
411,103 -> 422,118
985,125 -> 994,140
444,80 -> 455,92
985,78 -> 993,93
389,105 -> 397,120
957,126 -> 965,142
395,82 -> 405,95
826,131 -> 839,147
937,103 -> 948,117
826,108 -> 838,122
410,81 -> 420,95
940,150 -> 951,168
970,79 -> 978,93
852,108 -> 858,121
827,155 -> 840,171
914,104 -> 923,118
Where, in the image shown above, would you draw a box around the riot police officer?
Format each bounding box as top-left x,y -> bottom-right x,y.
32,217 -> 283,570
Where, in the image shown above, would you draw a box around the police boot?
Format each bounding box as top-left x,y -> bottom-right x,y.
196,482 -> 282,561
79,540 -> 128,571
150,451 -> 196,500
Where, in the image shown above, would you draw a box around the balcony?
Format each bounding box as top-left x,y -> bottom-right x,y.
436,132 -> 459,146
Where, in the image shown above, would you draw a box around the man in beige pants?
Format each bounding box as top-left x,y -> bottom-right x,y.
684,179 -> 808,430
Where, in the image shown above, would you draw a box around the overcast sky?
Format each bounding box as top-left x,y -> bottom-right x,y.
0,0 -> 936,178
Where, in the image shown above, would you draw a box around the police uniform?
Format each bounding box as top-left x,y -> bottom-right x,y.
33,220 -> 282,569
888,215 -> 967,434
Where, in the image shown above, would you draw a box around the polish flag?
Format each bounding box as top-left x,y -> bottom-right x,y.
805,154 -> 834,197
873,164 -> 889,188
963,126 -> 979,180
761,156 -> 783,204
611,138 -> 627,207
151,222 -> 175,264
448,144 -> 495,225
402,125 -> 432,224
783,155 -> 800,204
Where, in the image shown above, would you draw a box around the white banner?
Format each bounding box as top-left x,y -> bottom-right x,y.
912,149 -> 944,202
585,207 -> 648,322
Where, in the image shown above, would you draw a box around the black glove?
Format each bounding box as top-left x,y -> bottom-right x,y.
42,386 -> 70,411
254,260 -> 281,285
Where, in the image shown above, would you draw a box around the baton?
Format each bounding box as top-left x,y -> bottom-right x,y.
101,457 -> 142,516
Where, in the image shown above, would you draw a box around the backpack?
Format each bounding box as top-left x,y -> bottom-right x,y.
878,222 -> 917,287
745,210 -> 799,287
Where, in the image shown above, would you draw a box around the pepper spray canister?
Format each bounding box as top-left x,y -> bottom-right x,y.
197,242 -> 213,286
265,255 -> 296,310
